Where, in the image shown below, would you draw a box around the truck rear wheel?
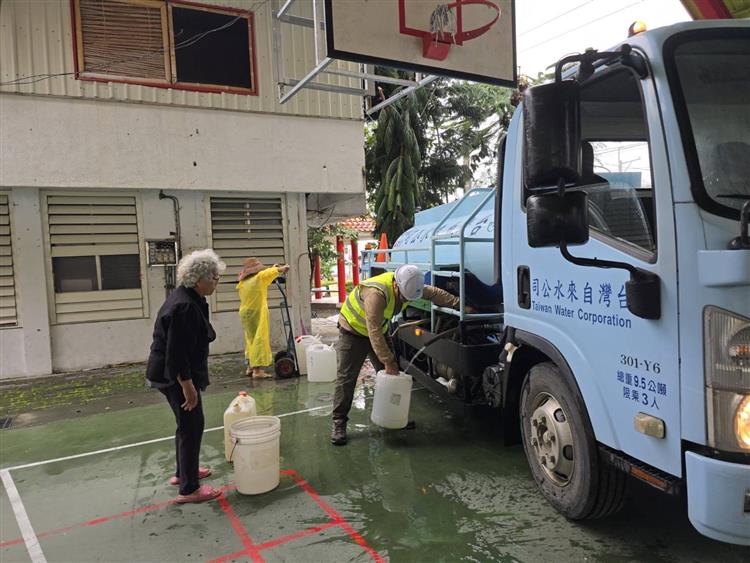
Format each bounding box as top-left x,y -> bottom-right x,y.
520,362 -> 626,519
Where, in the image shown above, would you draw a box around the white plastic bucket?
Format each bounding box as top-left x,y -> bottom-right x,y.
371,370 -> 413,429
224,391 -> 257,461
306,343 -> 337,382
230,416 -> 281,495
294,335 -> 321,374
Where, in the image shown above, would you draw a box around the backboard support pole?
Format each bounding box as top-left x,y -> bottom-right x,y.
366,75 -> 440,116
273,0 -> 439,109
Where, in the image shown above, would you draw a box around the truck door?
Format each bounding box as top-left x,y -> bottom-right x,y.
508,66 -> 682,476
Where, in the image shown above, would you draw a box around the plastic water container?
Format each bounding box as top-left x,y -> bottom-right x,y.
224,391 -> 257,461
371,370 -> 413,429
294,335 -> 321,375
230,416 -> 281,495
306,343 -> 337,382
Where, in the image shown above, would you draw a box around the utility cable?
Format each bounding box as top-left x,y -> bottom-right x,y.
0,0 -> 271,87
521,0 -> 645,53
519,0 -> 594,37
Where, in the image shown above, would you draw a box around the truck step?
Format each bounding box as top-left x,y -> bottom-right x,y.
598,445 -> 681,495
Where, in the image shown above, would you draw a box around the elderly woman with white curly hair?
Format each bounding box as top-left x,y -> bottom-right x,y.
146,249 -> 225,504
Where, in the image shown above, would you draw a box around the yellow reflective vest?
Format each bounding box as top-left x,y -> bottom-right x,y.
340,271 -> 404,336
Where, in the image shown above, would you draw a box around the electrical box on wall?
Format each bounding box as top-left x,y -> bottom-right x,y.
146,240 -> 178,266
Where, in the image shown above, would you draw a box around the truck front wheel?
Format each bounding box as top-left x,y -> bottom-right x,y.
520,362 -> 626,519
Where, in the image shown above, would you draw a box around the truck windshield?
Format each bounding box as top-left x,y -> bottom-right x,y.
668,31 -> 750,217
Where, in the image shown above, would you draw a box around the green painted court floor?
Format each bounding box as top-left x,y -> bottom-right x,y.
1,374 -> 747,563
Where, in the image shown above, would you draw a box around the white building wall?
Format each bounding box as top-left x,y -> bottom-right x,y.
0,0 -> 362,378
0,0 -> 362,120
1,187 -> 311,377
1,95 -> 362,194
0,189 -> 54,378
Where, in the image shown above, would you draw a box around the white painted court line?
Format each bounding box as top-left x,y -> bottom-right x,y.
1,469 -> 47,563
2,387 -> 427,473
2,404 -> 331,472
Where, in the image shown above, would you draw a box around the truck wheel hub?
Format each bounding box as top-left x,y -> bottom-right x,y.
529,392 -> 574,485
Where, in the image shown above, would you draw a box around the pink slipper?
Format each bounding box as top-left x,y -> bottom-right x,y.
169,467 -> 212,486
175,485 -> 221,504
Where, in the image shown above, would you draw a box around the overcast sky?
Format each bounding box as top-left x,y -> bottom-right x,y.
515,0 -> 691,76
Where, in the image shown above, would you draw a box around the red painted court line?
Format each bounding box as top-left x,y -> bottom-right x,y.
284,470 -> 385,563
254,519 -> 342,551
216,493 -> 264,563
1,471 -> 384,563
0,484 -> 234,549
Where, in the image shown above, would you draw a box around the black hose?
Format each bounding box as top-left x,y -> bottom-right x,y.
404,326 -> 459,369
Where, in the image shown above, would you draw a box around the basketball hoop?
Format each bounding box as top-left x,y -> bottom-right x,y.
399,0 -> 501,61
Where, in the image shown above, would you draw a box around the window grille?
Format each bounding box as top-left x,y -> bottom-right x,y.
0,194 -> 17,327
45,193 -> 147,324
209,196 -> 286,312
73,0 -> 257,93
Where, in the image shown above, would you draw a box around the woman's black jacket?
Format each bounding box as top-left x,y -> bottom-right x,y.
146,286 -> 216,391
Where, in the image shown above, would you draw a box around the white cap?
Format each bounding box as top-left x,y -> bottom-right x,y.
394,265 -> 424,301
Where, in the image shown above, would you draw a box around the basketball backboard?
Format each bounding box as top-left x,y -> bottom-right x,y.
324,0 -> 516,87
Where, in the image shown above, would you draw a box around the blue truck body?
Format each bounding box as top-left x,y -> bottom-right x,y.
363,20 -> 749,544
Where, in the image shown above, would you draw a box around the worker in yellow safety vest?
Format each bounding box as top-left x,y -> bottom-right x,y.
332,264 -> 462,445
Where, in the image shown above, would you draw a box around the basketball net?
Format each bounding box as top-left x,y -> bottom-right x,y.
429,5 -> 457,44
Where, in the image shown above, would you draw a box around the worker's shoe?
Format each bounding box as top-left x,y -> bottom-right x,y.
175,485 -> 221,504
330,420 -> 347,446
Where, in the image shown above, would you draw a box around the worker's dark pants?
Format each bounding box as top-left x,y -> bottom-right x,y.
332,328 -> 385,423
161,384 -> 204,496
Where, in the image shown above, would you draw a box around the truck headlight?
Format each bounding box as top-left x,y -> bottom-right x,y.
704,306 -> 750,452
737,395 -> 750,450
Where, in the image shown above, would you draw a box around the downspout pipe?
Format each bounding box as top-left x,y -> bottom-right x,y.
158,190 -> 182,259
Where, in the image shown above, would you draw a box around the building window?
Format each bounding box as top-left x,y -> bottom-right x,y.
0,193 -> 18,327
44,193 -> 148,324
209,196 -> 286,312
72,0 -> 257,94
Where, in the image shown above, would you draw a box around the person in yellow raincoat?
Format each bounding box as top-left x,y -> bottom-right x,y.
236,258 -> 290,378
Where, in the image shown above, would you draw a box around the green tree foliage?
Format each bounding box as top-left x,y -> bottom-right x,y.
371,93 -> 423,244
366,70 -> 537,242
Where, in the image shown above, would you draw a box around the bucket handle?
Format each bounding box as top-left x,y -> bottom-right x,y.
229,438 -> 239,462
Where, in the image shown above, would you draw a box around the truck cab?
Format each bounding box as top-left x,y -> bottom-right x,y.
363,20 -> 749,545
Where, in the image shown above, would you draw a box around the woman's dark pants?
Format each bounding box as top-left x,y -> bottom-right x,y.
160,384 -> 204,495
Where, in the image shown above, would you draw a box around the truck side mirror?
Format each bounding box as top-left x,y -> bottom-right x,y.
524,81 -> 582,189
527,192 -> 590,248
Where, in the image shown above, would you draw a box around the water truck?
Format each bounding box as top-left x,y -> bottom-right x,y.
362,20 -> 750,545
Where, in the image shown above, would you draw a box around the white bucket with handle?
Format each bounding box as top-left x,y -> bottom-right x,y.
230,416 -> 281,495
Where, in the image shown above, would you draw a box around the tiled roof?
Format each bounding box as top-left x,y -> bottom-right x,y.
338,216 -> 375,233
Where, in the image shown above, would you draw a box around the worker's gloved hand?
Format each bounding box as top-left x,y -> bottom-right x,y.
385,361 -> 400,375
465,305 -> 477,314
275,264 -> 291,274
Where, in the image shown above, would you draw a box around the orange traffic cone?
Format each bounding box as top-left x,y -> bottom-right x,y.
375,232 -> 389,263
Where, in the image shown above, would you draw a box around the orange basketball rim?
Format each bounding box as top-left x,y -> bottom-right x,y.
398,0 -> 502,60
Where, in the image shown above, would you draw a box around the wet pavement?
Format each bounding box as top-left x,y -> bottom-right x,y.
1,355 -> 748,562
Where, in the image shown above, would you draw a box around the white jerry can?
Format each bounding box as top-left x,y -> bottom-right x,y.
224,391 -> 257,462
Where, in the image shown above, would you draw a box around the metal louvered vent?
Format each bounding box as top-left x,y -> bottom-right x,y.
209,197 -> 286,312
0,194 -> 17,327
45,193 -> 146,324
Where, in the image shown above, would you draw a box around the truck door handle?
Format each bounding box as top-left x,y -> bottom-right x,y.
517,266 -> 531,309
